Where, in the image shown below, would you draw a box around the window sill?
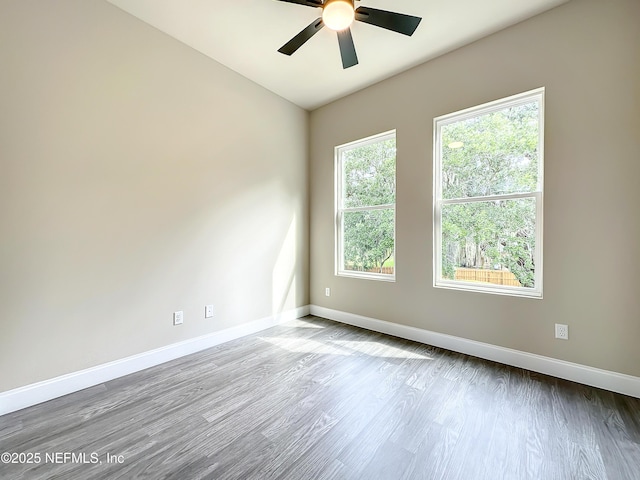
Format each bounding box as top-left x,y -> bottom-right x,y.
337,271 -> 396,282
434,280 -> 542,299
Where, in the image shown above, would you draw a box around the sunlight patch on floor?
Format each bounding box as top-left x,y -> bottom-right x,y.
260,337 -> 351,356
331,340 -> 432,360
283,318 -> 325,329
260,335 -> 432,360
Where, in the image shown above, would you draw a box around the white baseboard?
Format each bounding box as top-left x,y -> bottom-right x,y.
0,305 -> 310,416
310,305 -> 640,399
4,303 -> 637,417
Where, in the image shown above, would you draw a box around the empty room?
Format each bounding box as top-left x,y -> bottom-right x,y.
1,0 -> 639,479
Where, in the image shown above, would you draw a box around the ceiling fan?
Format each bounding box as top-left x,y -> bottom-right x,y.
276,0 -> 422,69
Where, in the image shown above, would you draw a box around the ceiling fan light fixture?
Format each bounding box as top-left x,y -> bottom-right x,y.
322,0 -> 355,31
276,0 -> 422,69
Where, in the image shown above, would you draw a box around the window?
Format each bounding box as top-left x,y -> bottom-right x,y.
434,88 -> 544,298
336,130 -> 396,281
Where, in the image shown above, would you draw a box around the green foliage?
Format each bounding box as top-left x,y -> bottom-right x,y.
441,102 -> 540,288
340,101 -> 540,286
341,139 -> 396,273
343,139 -> 396,208
442,199 -> 536,287
344,209 -> 394,273
442,103 -> 539,199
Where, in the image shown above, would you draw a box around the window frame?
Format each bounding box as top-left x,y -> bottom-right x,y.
335,129 -> 397,282
433,88 -> 545,298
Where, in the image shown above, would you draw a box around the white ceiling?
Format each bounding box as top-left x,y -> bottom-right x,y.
107,0 -> 568,110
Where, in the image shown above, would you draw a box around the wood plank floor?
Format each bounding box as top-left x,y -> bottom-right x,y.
1,315 -> 640,480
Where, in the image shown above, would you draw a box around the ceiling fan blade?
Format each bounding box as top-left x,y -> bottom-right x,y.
337,27 -> 358,69
278,18 -> 325,56
355,6 -> 421,36
275,0 -> 323,8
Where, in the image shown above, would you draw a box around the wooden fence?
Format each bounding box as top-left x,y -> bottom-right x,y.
368,267 -> 394,275
454,267 -> 521,287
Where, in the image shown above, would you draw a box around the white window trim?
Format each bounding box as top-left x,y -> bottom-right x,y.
335,129 -> 396,282
433,88 -> 545,298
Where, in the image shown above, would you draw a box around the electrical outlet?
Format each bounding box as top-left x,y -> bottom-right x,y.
555,323 -> 568,340
205,305 -> 214,318
325,288 -> 331,297
173,311 -> 184,326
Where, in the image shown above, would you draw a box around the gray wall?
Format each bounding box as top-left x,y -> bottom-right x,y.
310,0 -> 640,376
0,0 -> 309,391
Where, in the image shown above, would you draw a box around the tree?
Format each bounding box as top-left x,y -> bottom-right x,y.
340,101 -> 540,287
341,139 -> 396,273
440,102 -> 540,288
